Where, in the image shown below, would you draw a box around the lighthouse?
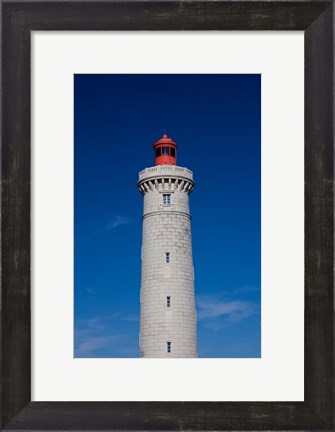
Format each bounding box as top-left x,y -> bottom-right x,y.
137,134 -> 197,358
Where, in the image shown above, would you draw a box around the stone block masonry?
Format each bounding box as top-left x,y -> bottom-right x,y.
138,165 -> 197,358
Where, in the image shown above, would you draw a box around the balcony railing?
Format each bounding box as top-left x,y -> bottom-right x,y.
139,165 -> 193,181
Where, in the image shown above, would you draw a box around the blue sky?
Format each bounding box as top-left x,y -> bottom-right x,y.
74,74 -> 261,358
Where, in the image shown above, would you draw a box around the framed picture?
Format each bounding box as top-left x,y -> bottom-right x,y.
1,1 -> 334,431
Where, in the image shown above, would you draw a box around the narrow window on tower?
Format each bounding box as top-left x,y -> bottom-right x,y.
165,252 -> 170,264
167,342 -> 172,353
166,296 -> 171,307
163,194 -> 171,204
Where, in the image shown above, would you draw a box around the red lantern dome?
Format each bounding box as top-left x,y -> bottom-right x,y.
153,133 -> 177,165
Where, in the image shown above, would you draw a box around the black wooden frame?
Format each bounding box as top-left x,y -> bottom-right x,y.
1,1 -> 334,430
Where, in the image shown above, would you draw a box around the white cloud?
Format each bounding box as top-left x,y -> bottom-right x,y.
84,287 -> 95,295
106,215 -> 132,230
80,215 -> 132,242
74,313 -> 139,357
197,294 -> 259,327
75,335 -> 120,356
232,285 -> 260,294
77,314 -> 139,332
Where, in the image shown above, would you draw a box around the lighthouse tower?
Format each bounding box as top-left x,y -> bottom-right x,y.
137,134 -> 197,358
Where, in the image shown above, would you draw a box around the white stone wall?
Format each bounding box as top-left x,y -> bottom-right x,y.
138,165 -> 197,358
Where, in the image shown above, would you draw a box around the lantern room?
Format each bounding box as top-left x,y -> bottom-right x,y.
153,133 -> 177,165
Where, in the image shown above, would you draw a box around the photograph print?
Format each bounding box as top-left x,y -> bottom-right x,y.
74,74 -> 261,358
